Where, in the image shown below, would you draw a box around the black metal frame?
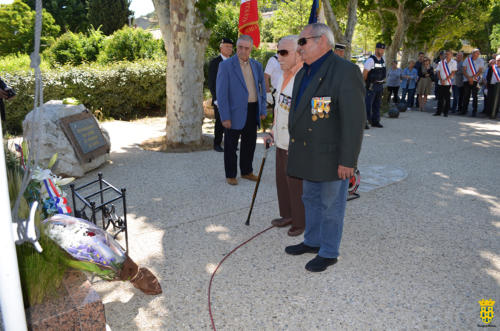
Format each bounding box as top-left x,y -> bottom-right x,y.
69,173 -> 129,253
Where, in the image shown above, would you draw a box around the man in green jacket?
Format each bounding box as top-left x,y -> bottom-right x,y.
285,23 -> 365,272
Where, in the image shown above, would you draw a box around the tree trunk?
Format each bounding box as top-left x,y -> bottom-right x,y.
153,0 -> 210,149
385,8 -> 409,65
323,0 -> 358,60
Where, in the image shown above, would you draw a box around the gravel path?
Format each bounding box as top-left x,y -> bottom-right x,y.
79,101 -> 500,330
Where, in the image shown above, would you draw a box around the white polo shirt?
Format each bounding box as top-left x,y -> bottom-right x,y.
436,59 -> 457,86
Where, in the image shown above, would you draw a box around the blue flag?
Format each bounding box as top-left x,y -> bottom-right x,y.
308,0 -> 319,24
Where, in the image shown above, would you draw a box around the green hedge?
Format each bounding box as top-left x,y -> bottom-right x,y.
4,59 -> 166,134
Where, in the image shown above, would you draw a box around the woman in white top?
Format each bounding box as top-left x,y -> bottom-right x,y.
267,35 -> 305,237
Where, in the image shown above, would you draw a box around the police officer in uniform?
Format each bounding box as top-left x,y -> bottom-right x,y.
334,43 -> 346,58
363,42 -> 386,129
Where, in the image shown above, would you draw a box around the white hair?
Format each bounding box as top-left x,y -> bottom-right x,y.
278,35 -> 299,50
237,35 -> 253,46
306,23 -> 335,47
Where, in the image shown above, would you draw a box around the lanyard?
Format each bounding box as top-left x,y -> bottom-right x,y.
492,65 -> 500,83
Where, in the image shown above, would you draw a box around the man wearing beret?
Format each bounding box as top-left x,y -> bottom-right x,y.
208,38 -> 234,152
285,23 -> 365,272
363,42 -> 386,129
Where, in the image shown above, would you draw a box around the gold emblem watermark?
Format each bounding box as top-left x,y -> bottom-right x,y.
478,299 -> 496,327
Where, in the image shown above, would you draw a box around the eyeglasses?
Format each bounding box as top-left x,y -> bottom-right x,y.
277,49 -> 289,56
297,36 -> 321,46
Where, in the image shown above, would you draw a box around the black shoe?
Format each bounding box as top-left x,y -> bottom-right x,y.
285,242 -> 320,256
365,123 -> 370,130
458,111 -> 467,115
470,112 -> 476,117
432,112 -> 441,116
444,114 -> 448,117
214,145 -> 224,152
371,122 -> 383,128
305,255 -> 338,272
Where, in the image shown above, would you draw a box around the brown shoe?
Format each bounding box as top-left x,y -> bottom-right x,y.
241,173 -> 258,181
226,178 -> 238,185
287,227 -> 304,236
271,217 -> 292,227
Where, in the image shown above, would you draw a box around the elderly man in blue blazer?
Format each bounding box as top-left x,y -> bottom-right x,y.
216,35 -> 267,185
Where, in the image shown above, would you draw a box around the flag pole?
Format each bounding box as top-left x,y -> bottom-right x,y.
0,122 -> 28,330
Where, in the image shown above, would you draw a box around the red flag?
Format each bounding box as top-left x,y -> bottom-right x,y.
239,0 -> 260,48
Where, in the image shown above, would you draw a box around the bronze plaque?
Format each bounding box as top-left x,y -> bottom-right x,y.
59,111 -> 110,163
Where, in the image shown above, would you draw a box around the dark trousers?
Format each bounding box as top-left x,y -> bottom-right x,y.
386,86 -> 399,103
224,103 -> 257,178
437,85 -> 451,115
276,147 -> 305,230
462,81 -> 479,114
452,85 -> 464,112
365,84 -> 383,124
485,84 -> 500,118
213,105 -> 224,147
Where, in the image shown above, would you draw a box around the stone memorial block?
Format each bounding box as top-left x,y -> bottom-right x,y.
23,100 -> 110,177
60,111 -> 110,163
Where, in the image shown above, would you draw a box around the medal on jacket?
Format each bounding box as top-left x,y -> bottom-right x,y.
311,98 -> 318,121
323,97 -> 331,118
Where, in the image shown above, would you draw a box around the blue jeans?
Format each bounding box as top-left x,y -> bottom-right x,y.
401,88 -> 416,107
302,179 -> 349,258
451,85 -> 463,112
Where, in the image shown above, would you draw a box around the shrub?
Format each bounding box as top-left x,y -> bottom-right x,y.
98,26 -> 165,63
3,59 -> 166,134
44,31 -> 86,66
44,27 -> 105,66
0,53 -> 51,72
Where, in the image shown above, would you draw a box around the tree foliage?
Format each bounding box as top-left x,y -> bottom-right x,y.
206,3 -> 239,59
88,0 -> 132,35
22,0 -> 89,33
270,0 -> 310,39
0,0 -> 60,56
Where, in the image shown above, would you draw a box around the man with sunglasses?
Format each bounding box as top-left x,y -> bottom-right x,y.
265,35 -> 305,237
285,23 -> 365,272
216,35 -> 267,186
363,42 -> 386,128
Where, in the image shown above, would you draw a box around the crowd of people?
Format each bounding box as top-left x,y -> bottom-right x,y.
382,49 -> 500,119
203,27 -> 500,273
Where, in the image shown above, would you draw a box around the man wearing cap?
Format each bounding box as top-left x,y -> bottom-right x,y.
363,42 -> 386,129
285,23 -> 365,272
334,43 -> 345,58
216,35 -> 267,186
460,49 -> 484,117
208,38 -> 234,152
433,50 -> 457,117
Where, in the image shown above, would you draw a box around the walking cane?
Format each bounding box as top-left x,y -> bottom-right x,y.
245,137 -> 271,226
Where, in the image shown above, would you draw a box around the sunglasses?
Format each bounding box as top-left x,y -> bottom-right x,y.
297,36 -> 321,46
277,49 -> 289,56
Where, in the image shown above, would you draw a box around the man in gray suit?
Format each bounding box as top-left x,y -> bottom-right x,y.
285,23 -> 365,272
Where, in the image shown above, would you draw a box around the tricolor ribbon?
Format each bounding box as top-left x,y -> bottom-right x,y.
14,143 -> 26,169
492,65 -> 500,84
468,57 -> 478,81
441,60 -> 452,85
43,178 -> 72,214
